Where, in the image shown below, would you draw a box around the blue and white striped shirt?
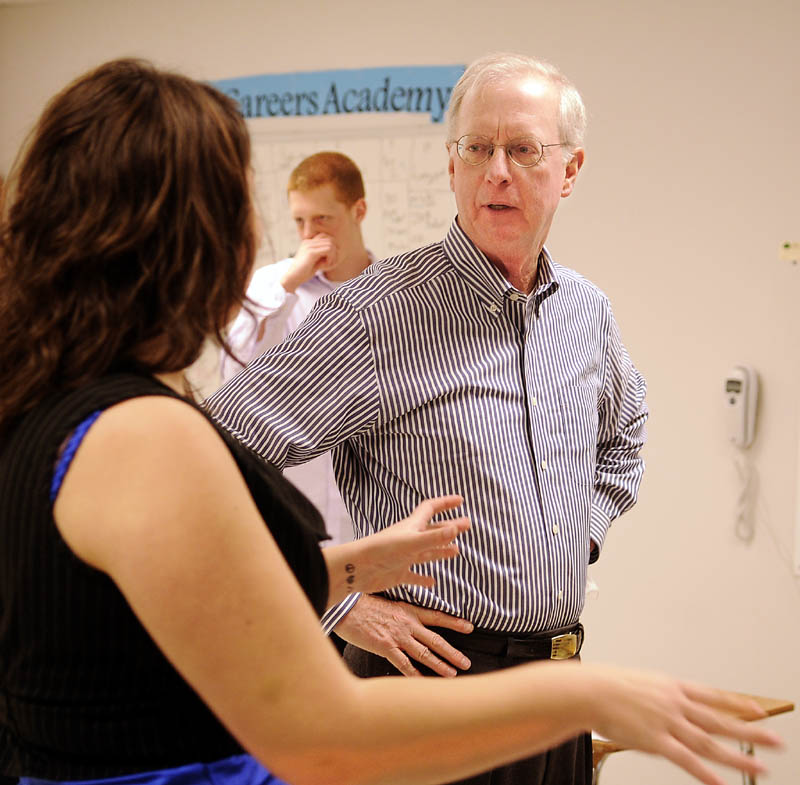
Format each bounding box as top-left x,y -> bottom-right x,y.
206,218 -> 647,634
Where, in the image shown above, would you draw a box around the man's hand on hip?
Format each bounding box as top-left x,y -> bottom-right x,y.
335,594 -> 473,678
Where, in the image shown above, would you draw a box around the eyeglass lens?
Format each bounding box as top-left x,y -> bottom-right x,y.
457,136 -> 544,167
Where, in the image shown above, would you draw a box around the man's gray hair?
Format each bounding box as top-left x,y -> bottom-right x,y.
446,52 -> 587,154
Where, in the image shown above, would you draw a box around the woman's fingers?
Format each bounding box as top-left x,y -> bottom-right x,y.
681,697 -> 784,748
656,711 -> 777,785
682,683 -> 763,716
647,683 -> 783,783
417,518 -> 469,546
408,495 -> 466,529
653,733 -> 732,785
591,667 -> 783,784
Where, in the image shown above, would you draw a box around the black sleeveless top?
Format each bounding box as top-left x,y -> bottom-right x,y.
0,374 -> 329,779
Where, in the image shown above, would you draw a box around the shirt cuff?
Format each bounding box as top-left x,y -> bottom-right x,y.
273,286 -> 298,312
320,592 -> 361,635
252,279 -> 292,313
588,506 -> 612,563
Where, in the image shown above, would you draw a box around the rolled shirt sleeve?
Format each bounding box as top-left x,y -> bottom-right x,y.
589,304 -> 647,559
220,262 -> 299,383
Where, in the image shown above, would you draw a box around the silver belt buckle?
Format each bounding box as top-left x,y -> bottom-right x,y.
550,632 -> 578,660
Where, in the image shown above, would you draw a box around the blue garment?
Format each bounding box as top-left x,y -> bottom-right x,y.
20,754 -> 288,785
50,410 -> 102,502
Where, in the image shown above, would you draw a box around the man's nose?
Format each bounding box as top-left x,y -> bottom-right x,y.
485,146 -> 513,184
299,221 -> 315,239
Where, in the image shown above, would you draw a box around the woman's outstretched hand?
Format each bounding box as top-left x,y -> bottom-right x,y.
585,665 -> 784,785
322,495 -> 469,606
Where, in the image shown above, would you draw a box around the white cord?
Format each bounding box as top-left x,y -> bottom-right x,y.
733,451 -> 757,542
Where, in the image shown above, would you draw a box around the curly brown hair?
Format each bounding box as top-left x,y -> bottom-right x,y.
0,59 -> 256,431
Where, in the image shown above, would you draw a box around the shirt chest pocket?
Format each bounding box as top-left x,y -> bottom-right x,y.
555,384 -> 598,486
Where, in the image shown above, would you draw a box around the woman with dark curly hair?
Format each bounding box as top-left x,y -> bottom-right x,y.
0,59 -> 781,785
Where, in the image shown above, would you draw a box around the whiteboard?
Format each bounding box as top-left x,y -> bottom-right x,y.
190,117 -> 458,398
248,119 -> 456,266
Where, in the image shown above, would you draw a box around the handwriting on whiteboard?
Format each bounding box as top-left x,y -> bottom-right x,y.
250,125 -> 455,265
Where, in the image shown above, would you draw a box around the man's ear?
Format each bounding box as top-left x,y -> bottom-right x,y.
352,198 -> 367,223
447,144 -> 456,193
561,148 -> 585,198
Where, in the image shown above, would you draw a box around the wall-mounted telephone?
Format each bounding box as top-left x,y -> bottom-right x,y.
724,365 -> 759,449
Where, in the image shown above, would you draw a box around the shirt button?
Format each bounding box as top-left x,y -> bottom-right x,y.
558,590 -> 564,601
531,397 -> 537,406
487,303 -> 499,314
540,459 -> 547,470
552,523 -> 560,535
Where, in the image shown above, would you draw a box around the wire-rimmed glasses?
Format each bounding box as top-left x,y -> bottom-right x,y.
452,135 -> 563,168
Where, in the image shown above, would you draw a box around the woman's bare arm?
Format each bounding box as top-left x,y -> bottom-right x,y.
53,396 -> 782,785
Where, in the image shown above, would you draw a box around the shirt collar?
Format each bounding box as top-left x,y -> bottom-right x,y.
442,218 -> 560,307
535,247 -> 559,295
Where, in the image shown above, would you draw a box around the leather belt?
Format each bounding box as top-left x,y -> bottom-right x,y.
432,622 -> 584,661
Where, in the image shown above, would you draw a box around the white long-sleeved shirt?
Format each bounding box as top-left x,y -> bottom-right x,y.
221,255 -> 372,546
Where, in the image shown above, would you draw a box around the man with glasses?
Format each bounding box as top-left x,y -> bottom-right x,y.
207,52 -> 647,785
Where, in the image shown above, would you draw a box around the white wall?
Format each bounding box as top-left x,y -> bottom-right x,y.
1,1 -> 798,782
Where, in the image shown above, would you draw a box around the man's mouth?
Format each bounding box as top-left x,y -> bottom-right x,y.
487,204 -> 513,210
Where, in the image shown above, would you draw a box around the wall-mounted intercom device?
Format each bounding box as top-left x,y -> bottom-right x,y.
724,365 -> 759,449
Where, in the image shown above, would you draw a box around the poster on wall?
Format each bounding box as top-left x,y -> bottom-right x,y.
213,65 -> 465,263
214,65 -> 463,124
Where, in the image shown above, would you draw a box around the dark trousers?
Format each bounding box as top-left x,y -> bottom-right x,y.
344,628 -> 591,785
